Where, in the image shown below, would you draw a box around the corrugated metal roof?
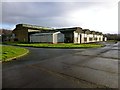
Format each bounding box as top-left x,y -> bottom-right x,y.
56,27 -> 78,32
16,24 -> 54,30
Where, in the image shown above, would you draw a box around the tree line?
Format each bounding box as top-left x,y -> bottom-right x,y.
104,33 -> 120,41
0,29 -> 12,42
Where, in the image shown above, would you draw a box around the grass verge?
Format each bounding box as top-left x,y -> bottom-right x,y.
106,40 -> 118,43
0,45 -> 29,62
3,42 -> 104,49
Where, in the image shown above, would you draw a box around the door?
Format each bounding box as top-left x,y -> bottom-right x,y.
80,34 -> 81,44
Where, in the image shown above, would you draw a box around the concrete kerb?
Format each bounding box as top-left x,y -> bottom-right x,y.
1,49 -> 29,63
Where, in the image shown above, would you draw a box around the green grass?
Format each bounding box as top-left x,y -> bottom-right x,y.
106,40 -> 118,43
3,42 -> 104,49
0,45 -> 28,62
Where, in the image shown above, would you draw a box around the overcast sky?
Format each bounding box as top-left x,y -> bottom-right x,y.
1,0 -> 118,34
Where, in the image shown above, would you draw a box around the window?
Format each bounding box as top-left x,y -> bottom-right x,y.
99,38 -> 101,41
94,38 -> 97,40
89,38 -> 92,41
84,37 -> 87,41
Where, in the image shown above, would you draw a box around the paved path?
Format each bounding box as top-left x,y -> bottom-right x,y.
2,42 -> 119,88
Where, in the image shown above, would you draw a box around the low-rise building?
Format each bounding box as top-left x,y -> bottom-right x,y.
56,27 -> 83,43
30,32 -> 64,43
12,24 -> 55,42
12,24 -> 107,43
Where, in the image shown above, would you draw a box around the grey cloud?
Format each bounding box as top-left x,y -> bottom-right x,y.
2,2 -> 104,28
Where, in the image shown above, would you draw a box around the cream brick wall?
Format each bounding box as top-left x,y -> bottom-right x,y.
73,31 -> 104,44
88,34 -> 94,43
96,35 -> 100,42
81,33 -> 85,43
78,33 -> 81,43
74,31 -> 78,44
104,37 -> 107,41
100,35 -> 103,41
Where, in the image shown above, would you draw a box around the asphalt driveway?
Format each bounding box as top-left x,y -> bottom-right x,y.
2,42 -> 119,88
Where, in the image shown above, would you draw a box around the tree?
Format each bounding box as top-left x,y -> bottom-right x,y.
104,33 -> 120,41
0,29 -> 12,42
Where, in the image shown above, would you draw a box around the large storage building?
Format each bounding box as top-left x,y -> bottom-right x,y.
12,24 -> 56,42
12,24 -> 107,43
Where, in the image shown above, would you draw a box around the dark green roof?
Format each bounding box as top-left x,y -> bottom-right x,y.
56,27 -> 77,32
15,24 -> 103,34
56,27 -> 83,32
16,24 -> 54,30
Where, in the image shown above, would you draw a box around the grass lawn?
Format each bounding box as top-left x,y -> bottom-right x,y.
106,40 -> 118,43
0,45 -> 29,62
3,42 -> 104,49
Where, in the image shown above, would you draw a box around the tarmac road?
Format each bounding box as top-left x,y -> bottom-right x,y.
2,42 -> 119,88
